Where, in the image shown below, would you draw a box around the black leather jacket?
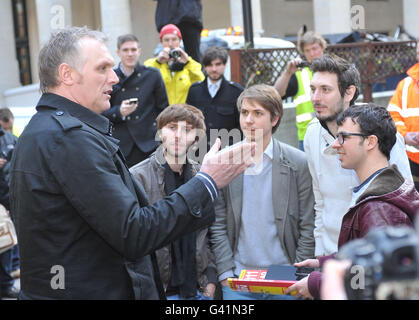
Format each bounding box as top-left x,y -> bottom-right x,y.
10,93 -> 214,299
0,127 -> 17,209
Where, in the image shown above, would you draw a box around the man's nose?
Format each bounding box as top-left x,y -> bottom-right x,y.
245,114 -> 253,123
109,69 -> 119,85
175,127 -> 185,138
331,137 -> 341,149
311,89 -> 321,101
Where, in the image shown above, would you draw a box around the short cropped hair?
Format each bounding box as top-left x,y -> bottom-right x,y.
38,26 -> 107,93
299,31 -> 327,54
311,54 -> 361,106
337,103 -> 396,160
0,108 -> 14,122
117,34 -> 139,49
157,104 -> 206,133
201,46 -> 229,66
237,84 -> 283,134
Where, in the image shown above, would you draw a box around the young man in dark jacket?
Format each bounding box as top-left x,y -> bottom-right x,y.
130,104 -> 222,299
286,104 -> 419,299
102,34 -> 169,167
187,46 -> 243,150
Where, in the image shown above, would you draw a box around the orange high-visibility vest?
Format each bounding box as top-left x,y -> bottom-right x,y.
388,63 -> 419,164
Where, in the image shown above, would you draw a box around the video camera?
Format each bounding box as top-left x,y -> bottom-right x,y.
337,225 -> 419,300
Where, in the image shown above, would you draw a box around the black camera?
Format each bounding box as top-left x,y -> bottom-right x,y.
297,60 -> 310,68
337,226 -> 419,300
169,49 -> 181,60
0,147 -> 14,162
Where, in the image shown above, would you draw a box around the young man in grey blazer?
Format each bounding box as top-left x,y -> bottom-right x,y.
210,84 -> 315,300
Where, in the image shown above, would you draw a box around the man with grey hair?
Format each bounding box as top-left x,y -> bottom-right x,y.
10,26 -> 254,300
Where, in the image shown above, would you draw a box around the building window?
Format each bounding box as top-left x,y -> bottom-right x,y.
11,0 -> 32,85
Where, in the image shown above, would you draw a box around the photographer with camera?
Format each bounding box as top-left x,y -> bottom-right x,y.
145,24 -> 205,106
285,104 -> 419,299
274,30 -> 327,151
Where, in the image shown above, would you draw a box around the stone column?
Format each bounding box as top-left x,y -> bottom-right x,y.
313,0 -> 351,34
229,0 -> 263,37
100,0 -> 132,62
403,0 -> 419,39
0,1 -> 21,105
35,0 -> 73,46
230,0 -> 243,28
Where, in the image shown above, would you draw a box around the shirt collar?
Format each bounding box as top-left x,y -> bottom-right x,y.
119,63 -> 133,77
353,167 -> 387,193
36,93 -> 111,135
264,137 -> 274,160
244,138 -> 273,175
207,78 -> 222,90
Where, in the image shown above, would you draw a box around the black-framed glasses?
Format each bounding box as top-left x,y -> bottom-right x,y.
337,131 -> 370,145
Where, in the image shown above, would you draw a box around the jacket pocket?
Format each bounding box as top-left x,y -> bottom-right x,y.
216,105 -> 235,116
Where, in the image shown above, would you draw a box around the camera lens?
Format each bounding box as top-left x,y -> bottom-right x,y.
170,49 -> 181,60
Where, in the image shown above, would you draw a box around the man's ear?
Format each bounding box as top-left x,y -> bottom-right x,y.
271,114 -> 280,129
344,85 -> 356,104
58,63 -> 77,86
365,134 -> 378,151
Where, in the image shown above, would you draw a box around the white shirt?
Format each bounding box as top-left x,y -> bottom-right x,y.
304,118 -> 412,256
207,79 -> 222,98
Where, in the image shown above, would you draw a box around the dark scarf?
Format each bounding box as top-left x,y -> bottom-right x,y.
163,161 -> 197,298
168,60 -> 186,72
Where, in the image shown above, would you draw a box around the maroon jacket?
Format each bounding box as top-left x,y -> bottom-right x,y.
308,165 -> 419,298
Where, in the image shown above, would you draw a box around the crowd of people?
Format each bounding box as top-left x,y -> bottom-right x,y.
1,11 -> 419,300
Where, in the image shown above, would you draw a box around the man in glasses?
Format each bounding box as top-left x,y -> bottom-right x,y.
286,104 -> 419,299
303,55 -> 412,260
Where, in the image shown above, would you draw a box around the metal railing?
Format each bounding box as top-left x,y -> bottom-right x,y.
230,40 -> 417,102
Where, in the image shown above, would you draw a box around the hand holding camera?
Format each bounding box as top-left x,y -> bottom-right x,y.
169,47 -> 189,64
120,98 -> 138,117
158,47 -> 188,64
285,58 -> 306,76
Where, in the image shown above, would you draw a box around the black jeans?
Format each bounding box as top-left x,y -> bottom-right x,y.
177,21 -> 202,63
0,248 -> 14,293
